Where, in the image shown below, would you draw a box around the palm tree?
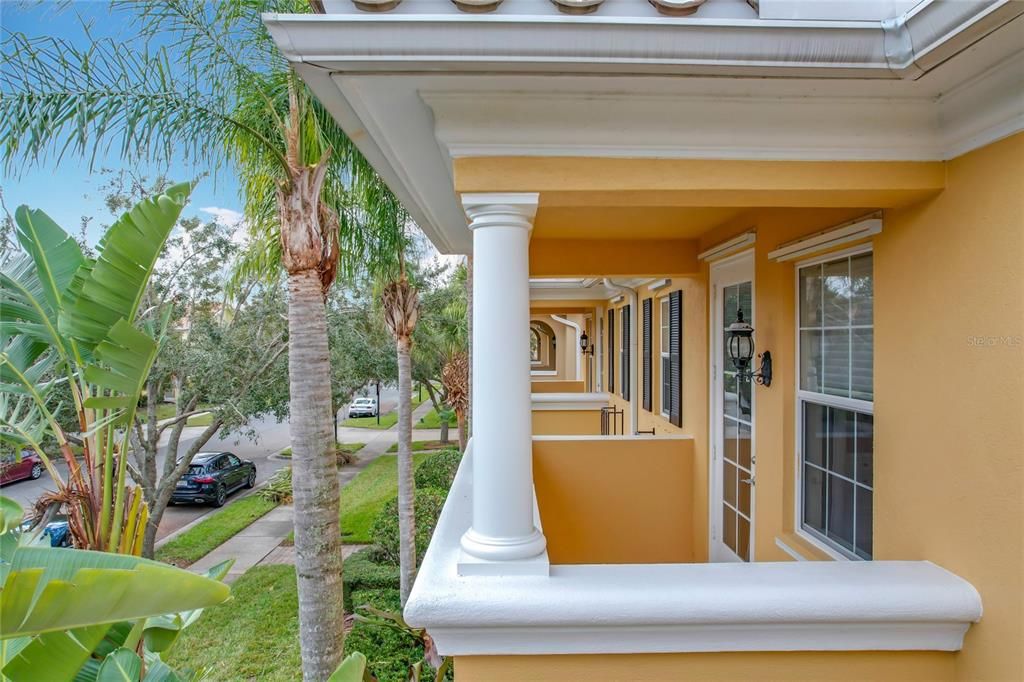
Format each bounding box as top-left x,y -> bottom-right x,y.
367,184 -> 420,605
0,4 -> 399,678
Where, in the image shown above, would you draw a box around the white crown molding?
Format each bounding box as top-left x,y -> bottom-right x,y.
699,231 -> 757,261
405,448 -> 983,657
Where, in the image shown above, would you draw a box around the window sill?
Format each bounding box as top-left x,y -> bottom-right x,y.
406,445 -> 983,657
775,531 -> 841,561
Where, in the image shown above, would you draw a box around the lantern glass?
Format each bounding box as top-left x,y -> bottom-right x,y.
727,311 -> 756,371
579,332 -> 589,352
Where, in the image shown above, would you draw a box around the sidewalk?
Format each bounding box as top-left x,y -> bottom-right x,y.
190,505 -> 294,583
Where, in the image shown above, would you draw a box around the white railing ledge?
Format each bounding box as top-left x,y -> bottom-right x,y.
405,446 -> 982,657
530,392 -> 608,411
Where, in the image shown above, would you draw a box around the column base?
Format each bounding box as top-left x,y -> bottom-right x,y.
460,526 -> 547,562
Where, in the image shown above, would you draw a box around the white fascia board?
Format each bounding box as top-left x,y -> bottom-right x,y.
699,231 -> 756,261
404,446 -> 983,656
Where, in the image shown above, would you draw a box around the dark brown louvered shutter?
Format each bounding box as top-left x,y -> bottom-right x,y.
669,290 -> 682,427
642,297 -> 652,412
607,308 -> 615,393
621,304 -> 631,401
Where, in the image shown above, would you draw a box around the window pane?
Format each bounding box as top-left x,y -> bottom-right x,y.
851,327 -> 873,400
822,329 -> 851,397
738,472 -> 751,517
738,375 -> 752,420
799,264 -> 822,327
660,299 -> 670,350
661,356 -> 671,413
803,402 -> 827,467
724,284 -> 740,329
850,253 -> 873,325
723,421 -> 738,464
822,258 -> 851,327
803,464 -> 826,535
828,407 -> 856,479
800,329 -> 823,392
856,413 -> 873,487
827,475 -> 855,552
856,486 -> 873,559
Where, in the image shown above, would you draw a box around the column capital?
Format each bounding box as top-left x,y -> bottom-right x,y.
462,193 -> 540,229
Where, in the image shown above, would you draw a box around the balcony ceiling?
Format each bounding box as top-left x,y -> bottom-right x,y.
266,2 -> 1024,253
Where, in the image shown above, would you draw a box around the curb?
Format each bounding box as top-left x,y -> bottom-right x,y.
154,475 -> 281,550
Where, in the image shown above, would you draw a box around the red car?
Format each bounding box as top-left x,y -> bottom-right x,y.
0,450 -> 43,485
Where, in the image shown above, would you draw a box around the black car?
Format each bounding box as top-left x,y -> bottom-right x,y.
171,452 -> 256,507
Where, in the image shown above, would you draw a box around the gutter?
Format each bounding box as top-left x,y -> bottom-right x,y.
603,279 -> 639,436
263,1 -> 1024,80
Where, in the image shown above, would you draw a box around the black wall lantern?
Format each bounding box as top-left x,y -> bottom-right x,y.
579,331 -> 594,356
727,309 -> 772,387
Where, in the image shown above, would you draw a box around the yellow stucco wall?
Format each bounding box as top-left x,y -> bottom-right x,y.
533,437 -> 694,564
531,380 -> 586,393
531,409 -> 602,435
465,133 -> 1022,681
875,133 -> 1023,682
455,651 -> 955,682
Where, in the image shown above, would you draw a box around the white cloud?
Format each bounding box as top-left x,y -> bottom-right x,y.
199,206 -> 249,247
199,206 -> 244,228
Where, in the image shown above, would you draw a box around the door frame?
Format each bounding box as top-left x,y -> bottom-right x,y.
708,249 -> 756,563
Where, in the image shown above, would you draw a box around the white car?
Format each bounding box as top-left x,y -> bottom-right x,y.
348,397 -> 378,418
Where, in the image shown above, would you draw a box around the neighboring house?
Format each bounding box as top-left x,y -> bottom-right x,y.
266,2 -> 1022,680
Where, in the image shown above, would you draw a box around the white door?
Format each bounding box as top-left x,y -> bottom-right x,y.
710,251 -> 756,562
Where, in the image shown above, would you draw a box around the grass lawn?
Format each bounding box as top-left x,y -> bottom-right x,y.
165,564 -> 302,682
279,442 -> 365,458
343,412 -> 398,430
416,407 -> 457,429
153,402 -> 215,422
385,439 -> 455,454
156,495 -> 278,567
340,452 -> 439,543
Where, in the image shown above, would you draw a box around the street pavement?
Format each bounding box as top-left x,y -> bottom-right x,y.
2,396 -> 445,541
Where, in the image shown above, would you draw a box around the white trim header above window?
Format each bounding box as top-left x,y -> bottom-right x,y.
770,214 -> 881,262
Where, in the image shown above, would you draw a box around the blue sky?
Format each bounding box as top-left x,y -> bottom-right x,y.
1,2 -> 243,243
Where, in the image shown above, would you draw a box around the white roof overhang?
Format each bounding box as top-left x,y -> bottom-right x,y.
264,1 -> 1024,253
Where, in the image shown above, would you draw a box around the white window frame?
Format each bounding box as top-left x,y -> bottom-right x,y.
659,295 -> 672,418
793,243 -> 874,562
620,306 -> 628,399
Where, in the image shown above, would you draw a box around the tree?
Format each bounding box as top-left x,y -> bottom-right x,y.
0,184 -> 191,553
0,3 -> 395,676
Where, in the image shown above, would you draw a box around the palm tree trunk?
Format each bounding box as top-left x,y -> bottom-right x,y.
396,336 -> 416,605
457,412 -> 467,453
289,269 -> 345,681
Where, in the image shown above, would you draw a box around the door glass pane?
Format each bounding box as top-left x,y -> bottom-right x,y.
723,506 -> 737,553
828,407 -> 856,479
723,422 -> 738,463
822,258 -> 851,326
800,329 -> 822,392
737,515 -> 751,562
850,253 -> 873,325
855,413 -> 874,486
803,402 -> 827,467
724,461 -> 737,506
822,329 -> 851,397
738,375 -> 753,420
737,421 -> 752,471
723,372 -> 739,419
827,474 -> 855,552
738,474 -> 751,517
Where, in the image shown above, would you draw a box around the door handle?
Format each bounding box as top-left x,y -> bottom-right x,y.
740,477 -> 755,486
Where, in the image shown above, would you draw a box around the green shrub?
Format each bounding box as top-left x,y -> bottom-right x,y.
370,487 -> 448,566
346,589 -> 424,682
343,548 -> 400,611
413,448 -> 461,491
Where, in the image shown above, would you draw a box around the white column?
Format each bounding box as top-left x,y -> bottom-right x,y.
460,193 -> 547,562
